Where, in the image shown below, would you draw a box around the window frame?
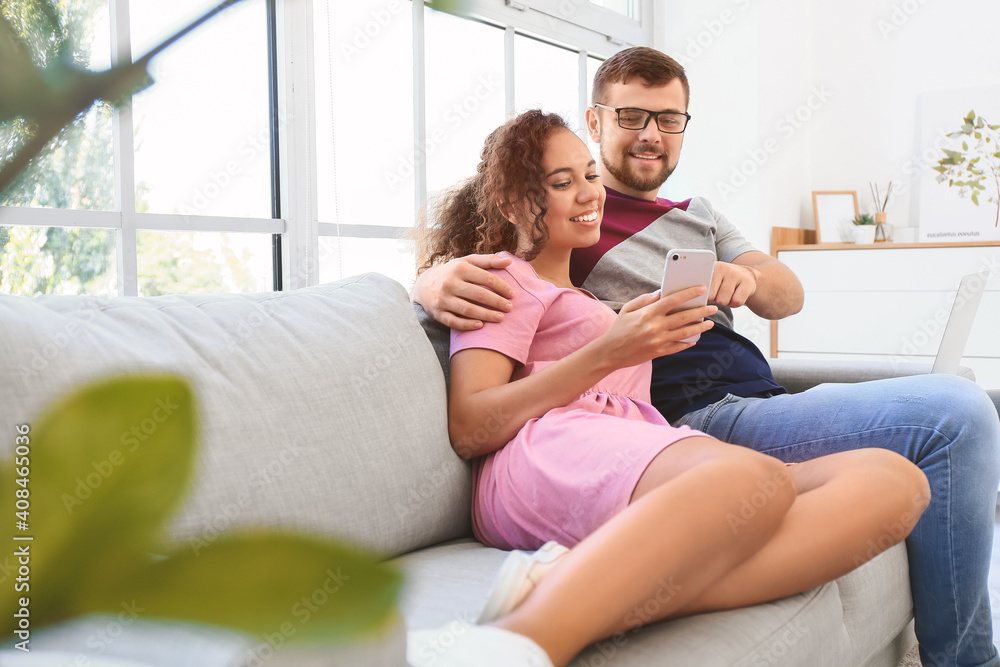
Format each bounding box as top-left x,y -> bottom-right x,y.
1,0 -> 635,296
1,0 -> 284,297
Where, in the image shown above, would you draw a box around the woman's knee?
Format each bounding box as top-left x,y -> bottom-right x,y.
693,445 -> 798,520
855,448 -> 931,516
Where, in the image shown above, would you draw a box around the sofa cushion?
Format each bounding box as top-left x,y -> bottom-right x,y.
768,358 -> 975,394
395,540 -> 914,666
413,303 -> 451,393
0,274 -> 471,558
20,613 -> 406,667
835,543 -> 914,664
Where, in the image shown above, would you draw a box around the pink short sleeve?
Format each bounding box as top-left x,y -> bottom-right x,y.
450,266 -> 546,365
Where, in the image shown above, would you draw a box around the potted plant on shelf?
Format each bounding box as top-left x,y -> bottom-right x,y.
851,213 -> 877,244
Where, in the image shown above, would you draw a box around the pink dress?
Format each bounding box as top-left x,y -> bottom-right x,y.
451,252 -> 704,551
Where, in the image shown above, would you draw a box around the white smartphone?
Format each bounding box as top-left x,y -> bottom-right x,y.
660,249 -> 716,343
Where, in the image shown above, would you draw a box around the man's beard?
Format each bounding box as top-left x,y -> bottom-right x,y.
600,141 -> 675,193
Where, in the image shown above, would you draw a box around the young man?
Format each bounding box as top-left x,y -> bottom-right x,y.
412,47 -> 1000,667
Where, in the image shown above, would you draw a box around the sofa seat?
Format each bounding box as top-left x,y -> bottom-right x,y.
394,538 -> 914,667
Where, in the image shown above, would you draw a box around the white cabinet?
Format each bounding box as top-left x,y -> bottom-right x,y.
774,243 -> 1000,388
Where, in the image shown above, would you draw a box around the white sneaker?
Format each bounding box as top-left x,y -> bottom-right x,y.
408,621 -> 554,667
477,541 -> 570,624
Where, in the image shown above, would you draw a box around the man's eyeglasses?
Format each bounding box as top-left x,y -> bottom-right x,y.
593,103 -> 691,134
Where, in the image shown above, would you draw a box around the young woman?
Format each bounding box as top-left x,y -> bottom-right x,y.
408,110 -> 930,667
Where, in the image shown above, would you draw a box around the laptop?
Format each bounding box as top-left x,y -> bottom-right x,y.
931,271 -> 990,374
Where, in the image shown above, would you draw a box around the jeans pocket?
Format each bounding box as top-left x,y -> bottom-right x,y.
675,393 -> 740,431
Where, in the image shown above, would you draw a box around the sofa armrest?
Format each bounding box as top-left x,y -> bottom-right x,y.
767,358 -> 976,394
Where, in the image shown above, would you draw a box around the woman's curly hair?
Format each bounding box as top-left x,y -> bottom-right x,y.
416,110 -> 569,274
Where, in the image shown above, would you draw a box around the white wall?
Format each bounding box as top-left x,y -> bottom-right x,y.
656,0 -> 1000,240
653,0 -> 1000,348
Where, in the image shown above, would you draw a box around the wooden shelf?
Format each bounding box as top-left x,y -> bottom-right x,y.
771,226 -> 1000,254
777,240 -> 1000,252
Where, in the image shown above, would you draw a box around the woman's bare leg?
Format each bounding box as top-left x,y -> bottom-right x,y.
493,436 -> 795,666
661,448 -> 930,619
493,444 -> 928,666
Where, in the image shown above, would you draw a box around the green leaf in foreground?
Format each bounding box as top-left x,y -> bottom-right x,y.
1,373 -> 401,646
1,374 -> 197,630
87,531 -> 402,644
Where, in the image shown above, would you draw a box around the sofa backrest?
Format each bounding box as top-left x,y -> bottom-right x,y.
0,273 -> 472,559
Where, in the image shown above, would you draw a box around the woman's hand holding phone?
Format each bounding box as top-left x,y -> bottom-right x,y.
660,249 -> 717,343
594,288 -> 717,371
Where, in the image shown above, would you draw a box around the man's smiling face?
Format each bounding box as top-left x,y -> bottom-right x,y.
588,77 -> 688,200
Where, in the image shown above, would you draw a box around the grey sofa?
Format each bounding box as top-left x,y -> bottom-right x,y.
0,273 -> 943,666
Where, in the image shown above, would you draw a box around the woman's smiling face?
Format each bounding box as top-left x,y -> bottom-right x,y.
534,128 -> 606,253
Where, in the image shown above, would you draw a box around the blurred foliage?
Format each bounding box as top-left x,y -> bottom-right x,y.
0,0 -> 152,192
0,0 -> 119,295
0,225 -> 116,295
137,231 -> 258,296
934,109 -> 1000,227
1,374 -> 402,645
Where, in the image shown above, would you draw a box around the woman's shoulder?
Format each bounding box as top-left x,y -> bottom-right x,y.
492,253 -> 548,297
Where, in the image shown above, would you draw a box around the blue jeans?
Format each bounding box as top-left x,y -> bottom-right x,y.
674,374 -> 1000,667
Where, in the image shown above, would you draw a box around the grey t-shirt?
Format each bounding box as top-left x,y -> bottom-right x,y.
572,194 -> 756,327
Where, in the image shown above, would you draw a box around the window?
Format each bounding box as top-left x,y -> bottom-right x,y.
130,0 -> 272,219
589,0 -> 638,19
1,0 -> 278,297
3,0 -> 637,297
1,0 -> 117,295
514,34 -> 581,132
424,9 -> 505,196
511,0 -> 650,49
0,225 -> 118,296
310,2 -> 616,290
312,0 -> 416,286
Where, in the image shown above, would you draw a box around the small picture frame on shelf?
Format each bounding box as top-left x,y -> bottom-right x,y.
812,191 -> 859,244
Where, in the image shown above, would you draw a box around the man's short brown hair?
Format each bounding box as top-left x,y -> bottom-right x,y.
592,47 -> 689,108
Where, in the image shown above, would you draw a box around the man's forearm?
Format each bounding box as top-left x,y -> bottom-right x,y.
745,261 -> 803,320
